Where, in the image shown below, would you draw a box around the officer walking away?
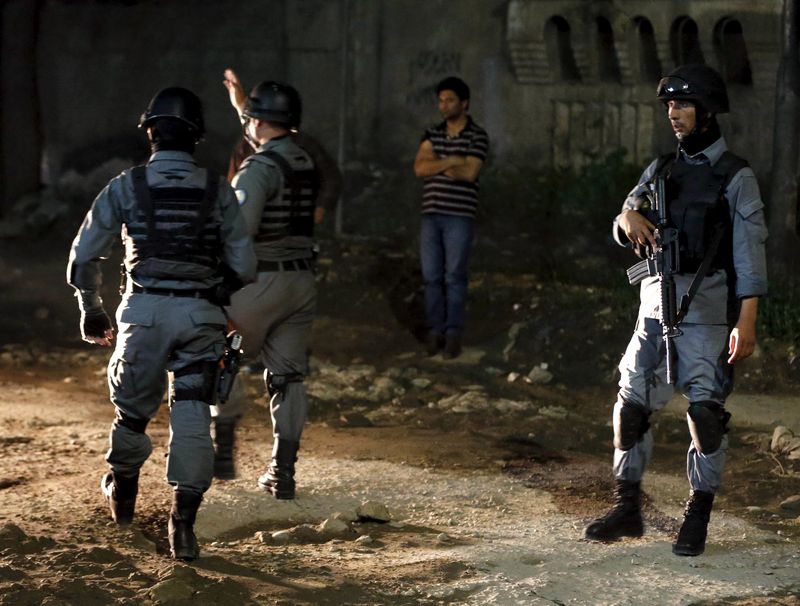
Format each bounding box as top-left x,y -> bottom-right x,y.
218,81 -> 320,500
583,65 -> 767,556
66,87 -> 256,561
206,70 -> 340,482
413,76 -> 489,359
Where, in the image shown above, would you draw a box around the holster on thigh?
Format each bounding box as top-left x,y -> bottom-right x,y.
264,369 -> 305,399
173,360 -> 220,405
613,398 -> 651,451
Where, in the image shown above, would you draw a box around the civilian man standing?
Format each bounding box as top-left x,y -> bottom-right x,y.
413,76 -> 489,359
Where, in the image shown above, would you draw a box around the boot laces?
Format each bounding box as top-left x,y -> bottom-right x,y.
683,492 -> 712,522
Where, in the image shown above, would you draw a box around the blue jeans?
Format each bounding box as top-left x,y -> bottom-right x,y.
419,213 -> 474,336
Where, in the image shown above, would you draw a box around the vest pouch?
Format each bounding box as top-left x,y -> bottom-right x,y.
131,258 -> 217,281
677,202 -> 712,273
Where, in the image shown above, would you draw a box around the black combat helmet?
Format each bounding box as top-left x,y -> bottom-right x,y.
656,64 -> 730,114
244,81 -> 302,128
138,87 -> 205,137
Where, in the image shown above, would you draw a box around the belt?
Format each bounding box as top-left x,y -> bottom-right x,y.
257,258 -> 312,272
131,285 -> 211,299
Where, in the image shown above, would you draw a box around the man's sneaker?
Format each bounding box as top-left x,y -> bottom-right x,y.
442,334 -> 462,359
425,333 -> 444,356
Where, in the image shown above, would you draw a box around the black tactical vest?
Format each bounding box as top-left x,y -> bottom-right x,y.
125,166 -> 222,277
647,151 -> 748,275
254,149 -> 319,243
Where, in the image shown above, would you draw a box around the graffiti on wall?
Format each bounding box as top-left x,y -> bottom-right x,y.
406,51 -> 462,106
293,0 -> 326,24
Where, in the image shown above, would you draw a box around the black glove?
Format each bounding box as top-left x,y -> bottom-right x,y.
80,308 -> 112,341
75,290 -> 112,342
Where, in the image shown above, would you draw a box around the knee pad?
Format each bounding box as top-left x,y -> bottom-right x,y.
264,370 -> 305,398
114,411 -> 149,434
173,360 -> 220,405
613,399 -> 651,451
687,401 -> 730,454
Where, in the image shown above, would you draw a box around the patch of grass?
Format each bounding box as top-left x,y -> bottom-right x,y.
759,277 -> 800,343
478,148 -> 642,238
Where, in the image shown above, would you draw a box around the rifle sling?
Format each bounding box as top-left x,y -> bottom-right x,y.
676,223 -> 725,323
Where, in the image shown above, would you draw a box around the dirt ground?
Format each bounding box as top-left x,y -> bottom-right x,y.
1,228 -> 799,605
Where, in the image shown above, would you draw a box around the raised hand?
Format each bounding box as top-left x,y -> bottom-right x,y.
223,68 -> 247,115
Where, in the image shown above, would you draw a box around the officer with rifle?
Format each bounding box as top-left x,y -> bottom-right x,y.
583,64 -> 768,556
67,87 -> 256,561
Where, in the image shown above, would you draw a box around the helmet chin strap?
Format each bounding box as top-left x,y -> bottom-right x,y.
241,117 -> 259,149
244,129 -> 259,149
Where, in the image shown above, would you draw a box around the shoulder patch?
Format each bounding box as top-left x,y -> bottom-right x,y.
235,189 -> 247,205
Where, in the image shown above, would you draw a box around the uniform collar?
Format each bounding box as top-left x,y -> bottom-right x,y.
256,134 -> 291,153
147,150 -> 197,164
679,136 -> 727,165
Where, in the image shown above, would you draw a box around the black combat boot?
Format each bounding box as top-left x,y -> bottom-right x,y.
584,480 -> 644,541
672,490 -> 714,556
101,471 -> 139,525
211,418 -> 237,480
257,439 -> 299,499
168,491 -> 203,561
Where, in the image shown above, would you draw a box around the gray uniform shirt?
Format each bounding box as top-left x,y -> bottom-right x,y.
67,150 -> 256,294
613,137 -> 768,325
232,135 -> 315,262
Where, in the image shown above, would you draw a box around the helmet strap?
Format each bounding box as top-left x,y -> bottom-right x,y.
242,121 -> 259,149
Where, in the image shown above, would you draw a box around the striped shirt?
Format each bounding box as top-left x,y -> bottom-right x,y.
421,116 -> 489,218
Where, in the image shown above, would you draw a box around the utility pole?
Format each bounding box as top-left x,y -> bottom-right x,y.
769,0 -> 800,269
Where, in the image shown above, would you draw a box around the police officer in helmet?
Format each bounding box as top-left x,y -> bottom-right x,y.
583,64 -> 767,556
214,80 -> 320,500
67,86 -> 256,561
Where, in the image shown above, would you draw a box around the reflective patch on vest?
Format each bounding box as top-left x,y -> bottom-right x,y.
235,189 -> 248,205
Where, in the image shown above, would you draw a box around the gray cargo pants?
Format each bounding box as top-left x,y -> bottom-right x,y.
613,318 -> 733,493
218,270 -> 316,442
106,293 -> 227,495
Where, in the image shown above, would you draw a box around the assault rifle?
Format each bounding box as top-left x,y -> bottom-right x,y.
625,176 -> 682,384
217,331 -> 243,404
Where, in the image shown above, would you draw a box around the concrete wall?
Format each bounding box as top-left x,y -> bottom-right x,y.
370,0 -> 508,162
0,0 -> 43,212
0,0 -> 787,212
505,0 -> 782,176
35,0 -> 287,180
